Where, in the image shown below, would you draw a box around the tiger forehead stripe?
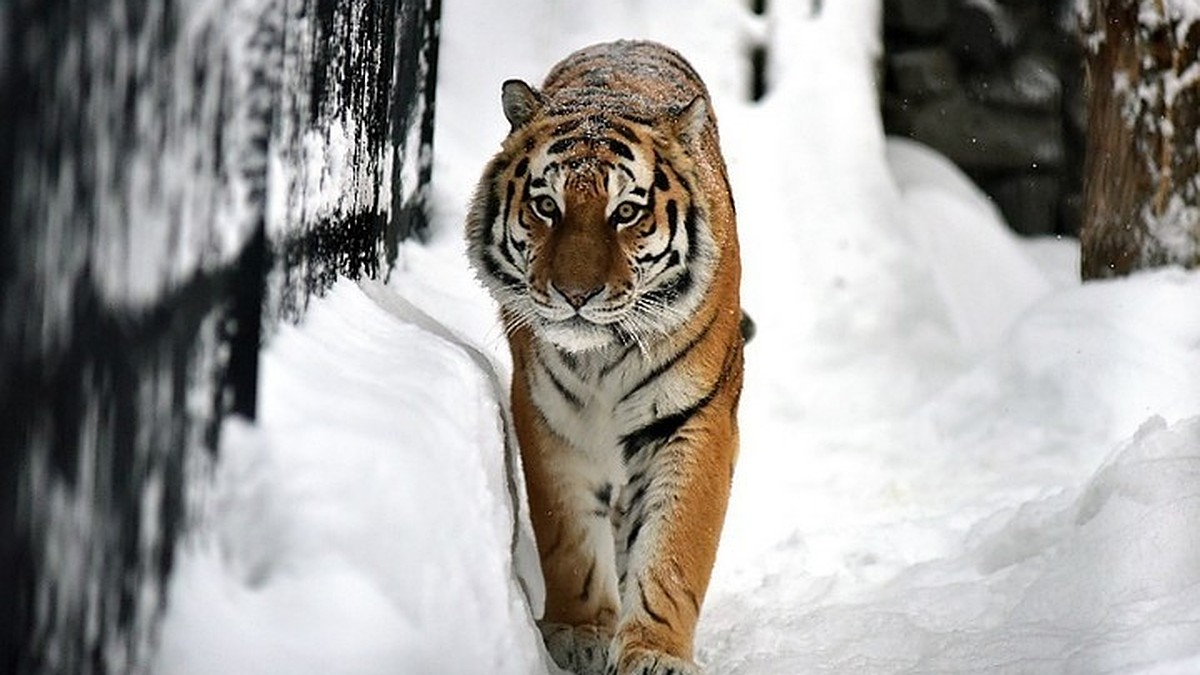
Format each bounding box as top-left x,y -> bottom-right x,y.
544,135 -> 636,161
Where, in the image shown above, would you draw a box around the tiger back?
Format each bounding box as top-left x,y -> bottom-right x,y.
465,40 -> 743,675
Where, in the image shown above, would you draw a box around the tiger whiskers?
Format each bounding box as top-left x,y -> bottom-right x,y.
616,315 -> 651,359
498,297 -> 542,340
631,295 -> 689,336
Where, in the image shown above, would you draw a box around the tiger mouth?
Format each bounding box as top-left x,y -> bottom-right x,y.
535,313 -> 620,352
552,314 -> 595,329
530,295 -> 627,325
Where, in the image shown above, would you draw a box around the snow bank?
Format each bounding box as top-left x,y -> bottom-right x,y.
155,281 -> 546,675
888,136 -> 1053,352
701,415 -> 1200,675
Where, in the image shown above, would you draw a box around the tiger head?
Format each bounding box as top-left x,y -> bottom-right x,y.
466,79 -> 718,353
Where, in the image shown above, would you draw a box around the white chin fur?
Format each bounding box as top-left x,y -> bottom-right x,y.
536,319 -> 617,353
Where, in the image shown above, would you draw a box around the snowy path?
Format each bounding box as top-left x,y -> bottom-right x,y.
158,2 -> 1200,674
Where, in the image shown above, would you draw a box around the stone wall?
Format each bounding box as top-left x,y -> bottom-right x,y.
881,0 -> 1085,236
0,1 -> 439,673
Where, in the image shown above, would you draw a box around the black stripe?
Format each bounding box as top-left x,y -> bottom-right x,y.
654,166 -> 670,191
620,351 -> 726,463
490,157 -> 512,176
683,205 -> 699,263
480,181 -> 524,287
498,213 -> 523,269
634,248 -> 672,265
641,48 -> 704,89
627,483 -> 648,520
633,198 -> 678,265
630,187 -> 647,197
673,170 -> 692,193
608,121 -> 640,143
481,253 -> 523,290
514,157 -> 529,178
626,517 -> 644,552
497,238 -> 521,272
595,483 -> 613,508
553,118 -> 583,135
619,312 -> 716,406
501,180 -> 515,226
616,112 -> 656,126
558,348 -> 579,373
539,355 -> 583,408
505,223 -> 526,253
547,137 -> 578,155
605,138 -> 634,160
641,270 -> 692,307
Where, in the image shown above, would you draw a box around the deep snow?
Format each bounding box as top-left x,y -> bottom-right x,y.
156,1 -> 1200,674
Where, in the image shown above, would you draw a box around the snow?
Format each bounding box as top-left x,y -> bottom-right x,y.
156,278 -> 546,675
157,1 -> 1200,674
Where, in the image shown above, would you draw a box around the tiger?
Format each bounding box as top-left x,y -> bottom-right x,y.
465,40 -> 743,675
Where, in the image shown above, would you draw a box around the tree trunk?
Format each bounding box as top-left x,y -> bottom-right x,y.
1079,0 -> 1200,279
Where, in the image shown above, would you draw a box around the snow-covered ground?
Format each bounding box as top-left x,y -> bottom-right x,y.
156,2 -> 1200,674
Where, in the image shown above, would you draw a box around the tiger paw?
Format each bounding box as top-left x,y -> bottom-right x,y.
605,647 -> 701,675
539,622 -> 611,675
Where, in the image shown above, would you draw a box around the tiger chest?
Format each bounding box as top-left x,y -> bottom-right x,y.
527,345 -> 696,473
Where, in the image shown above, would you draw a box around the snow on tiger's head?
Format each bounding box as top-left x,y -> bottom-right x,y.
465,79 -> 718,353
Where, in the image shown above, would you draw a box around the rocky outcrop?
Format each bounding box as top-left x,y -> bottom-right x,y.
882,0 -> 1084,236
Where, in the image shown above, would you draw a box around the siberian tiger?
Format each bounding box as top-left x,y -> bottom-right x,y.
465,40 -> 743,675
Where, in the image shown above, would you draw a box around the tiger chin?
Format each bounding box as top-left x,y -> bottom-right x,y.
465,40 -> 743,675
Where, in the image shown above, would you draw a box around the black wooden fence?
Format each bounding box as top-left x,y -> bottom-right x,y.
0,0 -> 439,672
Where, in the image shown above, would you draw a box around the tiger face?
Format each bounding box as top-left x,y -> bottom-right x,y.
467,81 -> 717,353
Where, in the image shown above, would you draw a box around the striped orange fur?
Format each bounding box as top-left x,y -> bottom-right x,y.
466,40 -> 743,675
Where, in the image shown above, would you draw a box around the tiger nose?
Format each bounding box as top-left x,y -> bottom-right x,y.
555,282 -> 604,309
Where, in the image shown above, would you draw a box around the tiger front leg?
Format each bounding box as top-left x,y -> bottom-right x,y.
526,450 -> 622,674
608,408 -> 737,675
514,391 -> 622,673
527,456 -> 622,675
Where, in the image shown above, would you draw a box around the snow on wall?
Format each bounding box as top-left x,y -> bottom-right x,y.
4,0 -> 266,361
2,1 -> 440,672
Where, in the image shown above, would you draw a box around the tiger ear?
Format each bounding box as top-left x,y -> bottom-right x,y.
671,96 -> 708,146
501,79 -> 544,130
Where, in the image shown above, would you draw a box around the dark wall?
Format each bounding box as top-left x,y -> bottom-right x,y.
881,0 -> 1086,236
0,1 -> 438,673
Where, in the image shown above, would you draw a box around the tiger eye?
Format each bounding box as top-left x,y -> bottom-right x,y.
613,202 -> 640,225
534,196 -> 559,220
